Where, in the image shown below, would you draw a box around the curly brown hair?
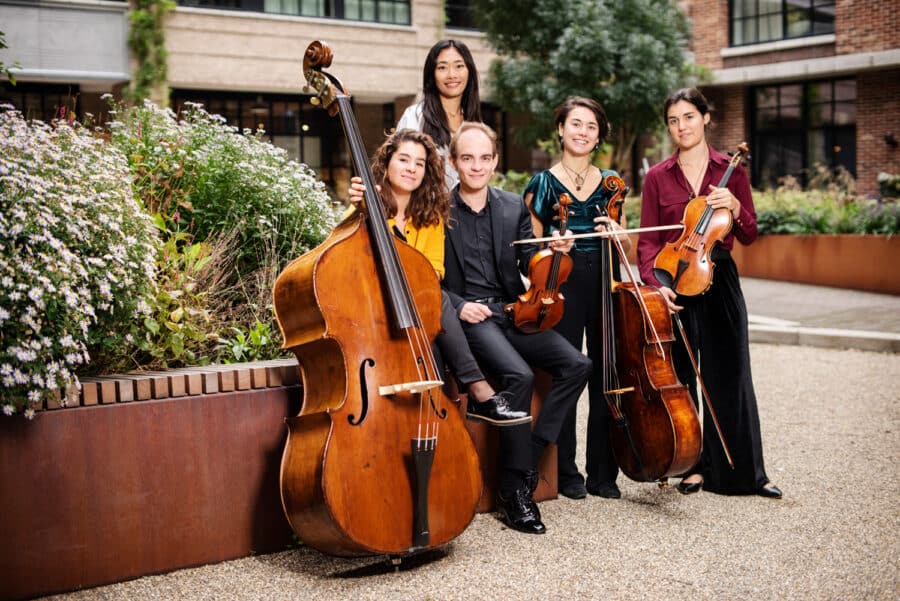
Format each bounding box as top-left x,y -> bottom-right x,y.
370,129 -> 450,229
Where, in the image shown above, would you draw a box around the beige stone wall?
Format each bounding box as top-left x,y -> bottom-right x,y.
164,4 -> 495,104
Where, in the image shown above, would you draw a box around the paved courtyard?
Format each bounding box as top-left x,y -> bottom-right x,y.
38,343 -> 899,601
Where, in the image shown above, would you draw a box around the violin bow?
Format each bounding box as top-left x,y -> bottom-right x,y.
511,224 -> 681,246
598,215 -> 736,470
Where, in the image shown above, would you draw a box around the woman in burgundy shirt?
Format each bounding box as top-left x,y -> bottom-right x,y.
638,88 -> 782,499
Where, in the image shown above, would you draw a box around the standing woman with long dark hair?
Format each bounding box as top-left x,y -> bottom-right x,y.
637,87 -> 782,499
397,39 -> 482,188
524,96 -> 631,501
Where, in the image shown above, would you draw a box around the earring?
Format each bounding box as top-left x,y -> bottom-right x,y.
593,142 -> 600,152
558,134 -> 564,149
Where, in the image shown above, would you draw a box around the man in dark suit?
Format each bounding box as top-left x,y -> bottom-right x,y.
444,122 -> 592,535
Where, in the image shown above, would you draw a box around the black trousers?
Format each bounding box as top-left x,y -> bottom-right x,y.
434,291 -> 485,388
554,250 -> 619,488
460,302 -> 592,484
673,256 -> 770,494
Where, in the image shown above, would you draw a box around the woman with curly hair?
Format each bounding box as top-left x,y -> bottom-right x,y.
349,128 -> 528,426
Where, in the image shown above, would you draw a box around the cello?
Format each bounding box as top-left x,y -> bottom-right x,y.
653,143 -> 750,296
272,41 -> 481,557
598,175 -> 702,483
505,193 -> 573,333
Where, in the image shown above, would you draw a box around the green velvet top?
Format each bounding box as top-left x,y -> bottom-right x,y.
524,169 -> 621,252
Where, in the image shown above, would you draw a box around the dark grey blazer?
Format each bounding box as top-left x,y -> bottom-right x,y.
442,186 -> 539,311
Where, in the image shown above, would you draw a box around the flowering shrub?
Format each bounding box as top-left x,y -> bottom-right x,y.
754,168 -> 899,235
0,106 -> 158,417
106,100 -> 338,279
104,99 -> 338,367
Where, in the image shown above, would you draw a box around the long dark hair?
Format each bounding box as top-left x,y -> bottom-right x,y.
663,88 -> 712,121
370,129 -> 449,228
421,39 -> 482,148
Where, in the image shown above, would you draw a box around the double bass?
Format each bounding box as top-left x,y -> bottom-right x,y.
598,175 -> 702,483
272,41 -> 481,557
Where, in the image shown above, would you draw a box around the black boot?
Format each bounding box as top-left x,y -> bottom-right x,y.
497,485 -> 546,535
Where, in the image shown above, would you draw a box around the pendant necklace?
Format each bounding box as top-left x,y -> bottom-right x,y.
679,155 -> 708,200
560,161 -> 592,191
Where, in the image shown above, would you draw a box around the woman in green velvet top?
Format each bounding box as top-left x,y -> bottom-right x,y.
524,96 -> 631,501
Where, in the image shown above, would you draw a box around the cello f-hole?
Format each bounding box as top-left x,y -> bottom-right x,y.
349,357 -> 375,426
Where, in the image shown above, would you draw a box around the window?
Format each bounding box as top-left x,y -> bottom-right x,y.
171,90 -> 346,189
446,0 -> 476,29
750,78 -> 855,189
176,0 -> 411,24
730,0 -> 834,46
0,82 -> 80,124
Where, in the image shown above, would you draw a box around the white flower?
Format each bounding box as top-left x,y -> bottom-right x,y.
2,404 -> 13,416
23,407 -> 35,420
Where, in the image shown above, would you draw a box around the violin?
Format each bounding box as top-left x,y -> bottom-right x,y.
272,41 -> 481,557
505,193 -> 573,333
598,175 -> 702,483
653,143 -> 750,296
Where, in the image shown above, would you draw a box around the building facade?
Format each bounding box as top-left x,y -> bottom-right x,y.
685,0 -> 899,196
1,0 -> 898,196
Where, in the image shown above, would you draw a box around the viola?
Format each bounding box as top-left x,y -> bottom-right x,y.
505,193 -> 574,333
653,143 -> 750,296
272,41 -> 481,557
598,175 -> 702,483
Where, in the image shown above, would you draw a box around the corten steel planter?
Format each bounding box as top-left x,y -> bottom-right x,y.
0,382 -> 302,601
0,361 -> 559,600
730,234 -> 900,295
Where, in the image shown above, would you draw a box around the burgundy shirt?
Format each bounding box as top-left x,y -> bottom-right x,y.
638,145 -> 758,287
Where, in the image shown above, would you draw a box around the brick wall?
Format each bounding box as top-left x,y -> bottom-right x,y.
836,0 -> 900,54
703,87 -> 749,155
856,69 -> 900,197
687,0 -> 729,69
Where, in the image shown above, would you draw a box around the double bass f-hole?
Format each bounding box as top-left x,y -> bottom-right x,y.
349,357 -> 376,426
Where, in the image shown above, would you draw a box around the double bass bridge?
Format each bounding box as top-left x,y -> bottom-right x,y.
378,379 -> 443,396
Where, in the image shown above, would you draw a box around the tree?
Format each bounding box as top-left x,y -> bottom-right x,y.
474,0 -> 696,171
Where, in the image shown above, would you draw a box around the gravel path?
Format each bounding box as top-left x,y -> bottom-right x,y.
39,344 -> 899,601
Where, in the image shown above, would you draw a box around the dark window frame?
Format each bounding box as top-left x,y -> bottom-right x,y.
749,77 -> 856,189
445,0 -> 477,30
175,0 -> 411,25
0,82 -> 82,124
729,0 -> 835,47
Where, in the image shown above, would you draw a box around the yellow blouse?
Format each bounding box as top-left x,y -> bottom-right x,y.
343,207 -> 445,279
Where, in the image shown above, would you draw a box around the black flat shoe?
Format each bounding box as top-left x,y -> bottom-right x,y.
497,487 -> 546,535
559,481 -> 587,500
587,481 -> 621,499
676,478 -> 703,495
758,483 -> 783,499
466,393 -> 532,426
